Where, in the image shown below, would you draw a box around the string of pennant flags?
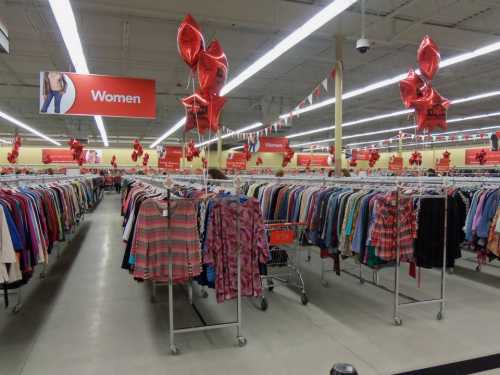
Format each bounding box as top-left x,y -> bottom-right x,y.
217,67 -> 336,141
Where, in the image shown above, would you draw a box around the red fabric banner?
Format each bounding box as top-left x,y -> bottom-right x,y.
296,154 -> 329,167
256,137 -> 289,153
40,72 -> 156,119
226,152 -> 247,170
42,149 -> 102,164
158,146 -> 182,170
465,148 -> 500,165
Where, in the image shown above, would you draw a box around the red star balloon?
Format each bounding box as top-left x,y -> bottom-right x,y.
197,39 -> 228,95
177,14 -> 205,70
417,35 -> 440,81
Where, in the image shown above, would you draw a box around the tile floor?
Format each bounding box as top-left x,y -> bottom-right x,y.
1,193 -> 500,375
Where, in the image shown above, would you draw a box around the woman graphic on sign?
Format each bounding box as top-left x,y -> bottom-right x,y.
41,71 -> 67,114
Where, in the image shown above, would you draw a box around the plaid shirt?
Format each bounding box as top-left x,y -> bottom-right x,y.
371,192 -> 416,261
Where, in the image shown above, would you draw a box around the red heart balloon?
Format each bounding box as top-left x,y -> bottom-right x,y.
417,35 -> 440,81
197,40 -> 228,95
131,151 -> 138,162
399,69 -> 425,108
177,14 -> 205,70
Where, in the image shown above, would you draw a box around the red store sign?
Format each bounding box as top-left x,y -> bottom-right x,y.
226,152 -> 247,170
40,72 -> 156,119
296,154 -> 329,167
465,148 -> 500,165
255,137 -> 289,153
158,146 -> 182,170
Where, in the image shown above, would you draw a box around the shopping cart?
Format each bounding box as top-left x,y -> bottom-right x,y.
259,220 -> 308,311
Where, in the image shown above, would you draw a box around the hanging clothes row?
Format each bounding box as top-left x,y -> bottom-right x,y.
243,181 -> 463,269
120,178 -> 269,303
0,175 -> 103,306
461,186 -> 500,261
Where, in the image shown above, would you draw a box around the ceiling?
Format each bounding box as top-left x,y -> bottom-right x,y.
1,0 -> 500,149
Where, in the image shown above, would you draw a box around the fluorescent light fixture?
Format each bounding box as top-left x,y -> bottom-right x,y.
229,146 -> 244,151
220,0 -> 357,95
196,122 -> 263,147
0,110 -> 62,145
0,139 -> 10,144
151,0 -> 356,147
287,109 -> 412,139
282,39 -> 500,120
346,125 -> 500,148
48,0 -> 109,147
286,90 -> 500,139
291,109 -> 500,148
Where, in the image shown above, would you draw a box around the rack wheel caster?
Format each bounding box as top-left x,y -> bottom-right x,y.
260,298 -> 268,311
321,280 -> 329,287
268,286 -> 274,292
237,336 -> 247,347
394,317 -> 402,326
437,312 -> 444,321
476,265 -> 481,272
200,290 -> 209,298
170,345 -> 180,355
306,255 -> 311,262
12,304 -> 22,314
40,272 -> 46,280
360,279 -> 365,285
301,294 -> 308,305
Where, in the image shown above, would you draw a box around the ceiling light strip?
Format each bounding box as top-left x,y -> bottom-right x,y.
150,0 -> 356,148
0,110 -> 61,146
283,40 -> 500,119
286,90 -> 500,139
196,122 -> 263,147
291,109 -> 500,148
48,0 -> 109,147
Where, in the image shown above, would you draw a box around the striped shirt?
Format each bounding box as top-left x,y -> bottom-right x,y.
131,198 -> 202,283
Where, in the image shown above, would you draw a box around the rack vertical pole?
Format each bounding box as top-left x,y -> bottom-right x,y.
393,186 -> 401,325
334,34 -> 343,177
439,185 -> 448,320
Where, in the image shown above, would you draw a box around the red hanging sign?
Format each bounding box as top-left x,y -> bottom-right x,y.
296,154 -> 329,167
465,149 -> 500,165
255,136 -> 289,153
388,156 -> 403,171
226,152 -> 247,170
39,72 -> 156,119
42,149 -> 102,164
435,158 -> 451,172
158,146 -> 182,170
351,149 -> 371,161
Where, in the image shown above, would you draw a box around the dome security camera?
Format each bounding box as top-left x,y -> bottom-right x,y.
356,38 -> 370,54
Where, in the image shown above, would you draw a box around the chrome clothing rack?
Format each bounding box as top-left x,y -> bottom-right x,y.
132,175 -> 247,354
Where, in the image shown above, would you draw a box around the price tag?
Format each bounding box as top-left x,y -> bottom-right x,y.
162,209 -> 169,217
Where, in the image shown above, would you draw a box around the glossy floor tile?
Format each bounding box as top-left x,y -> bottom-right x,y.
1,193 -> 500,375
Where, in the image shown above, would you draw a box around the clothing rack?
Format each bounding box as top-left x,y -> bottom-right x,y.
239,175 -> 450,325
1,175 -> 100,313
133,175 -> 247,354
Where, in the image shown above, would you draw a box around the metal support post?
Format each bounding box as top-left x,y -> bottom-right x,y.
334,34 -> 343,177
217,130 -> 222,169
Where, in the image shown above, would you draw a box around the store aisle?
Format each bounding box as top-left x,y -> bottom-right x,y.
4,193 -> 500,375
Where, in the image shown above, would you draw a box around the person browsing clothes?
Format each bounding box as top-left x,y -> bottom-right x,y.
41,72 -> 67,114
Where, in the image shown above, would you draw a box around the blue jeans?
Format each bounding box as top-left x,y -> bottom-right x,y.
41,90 -> 63,113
